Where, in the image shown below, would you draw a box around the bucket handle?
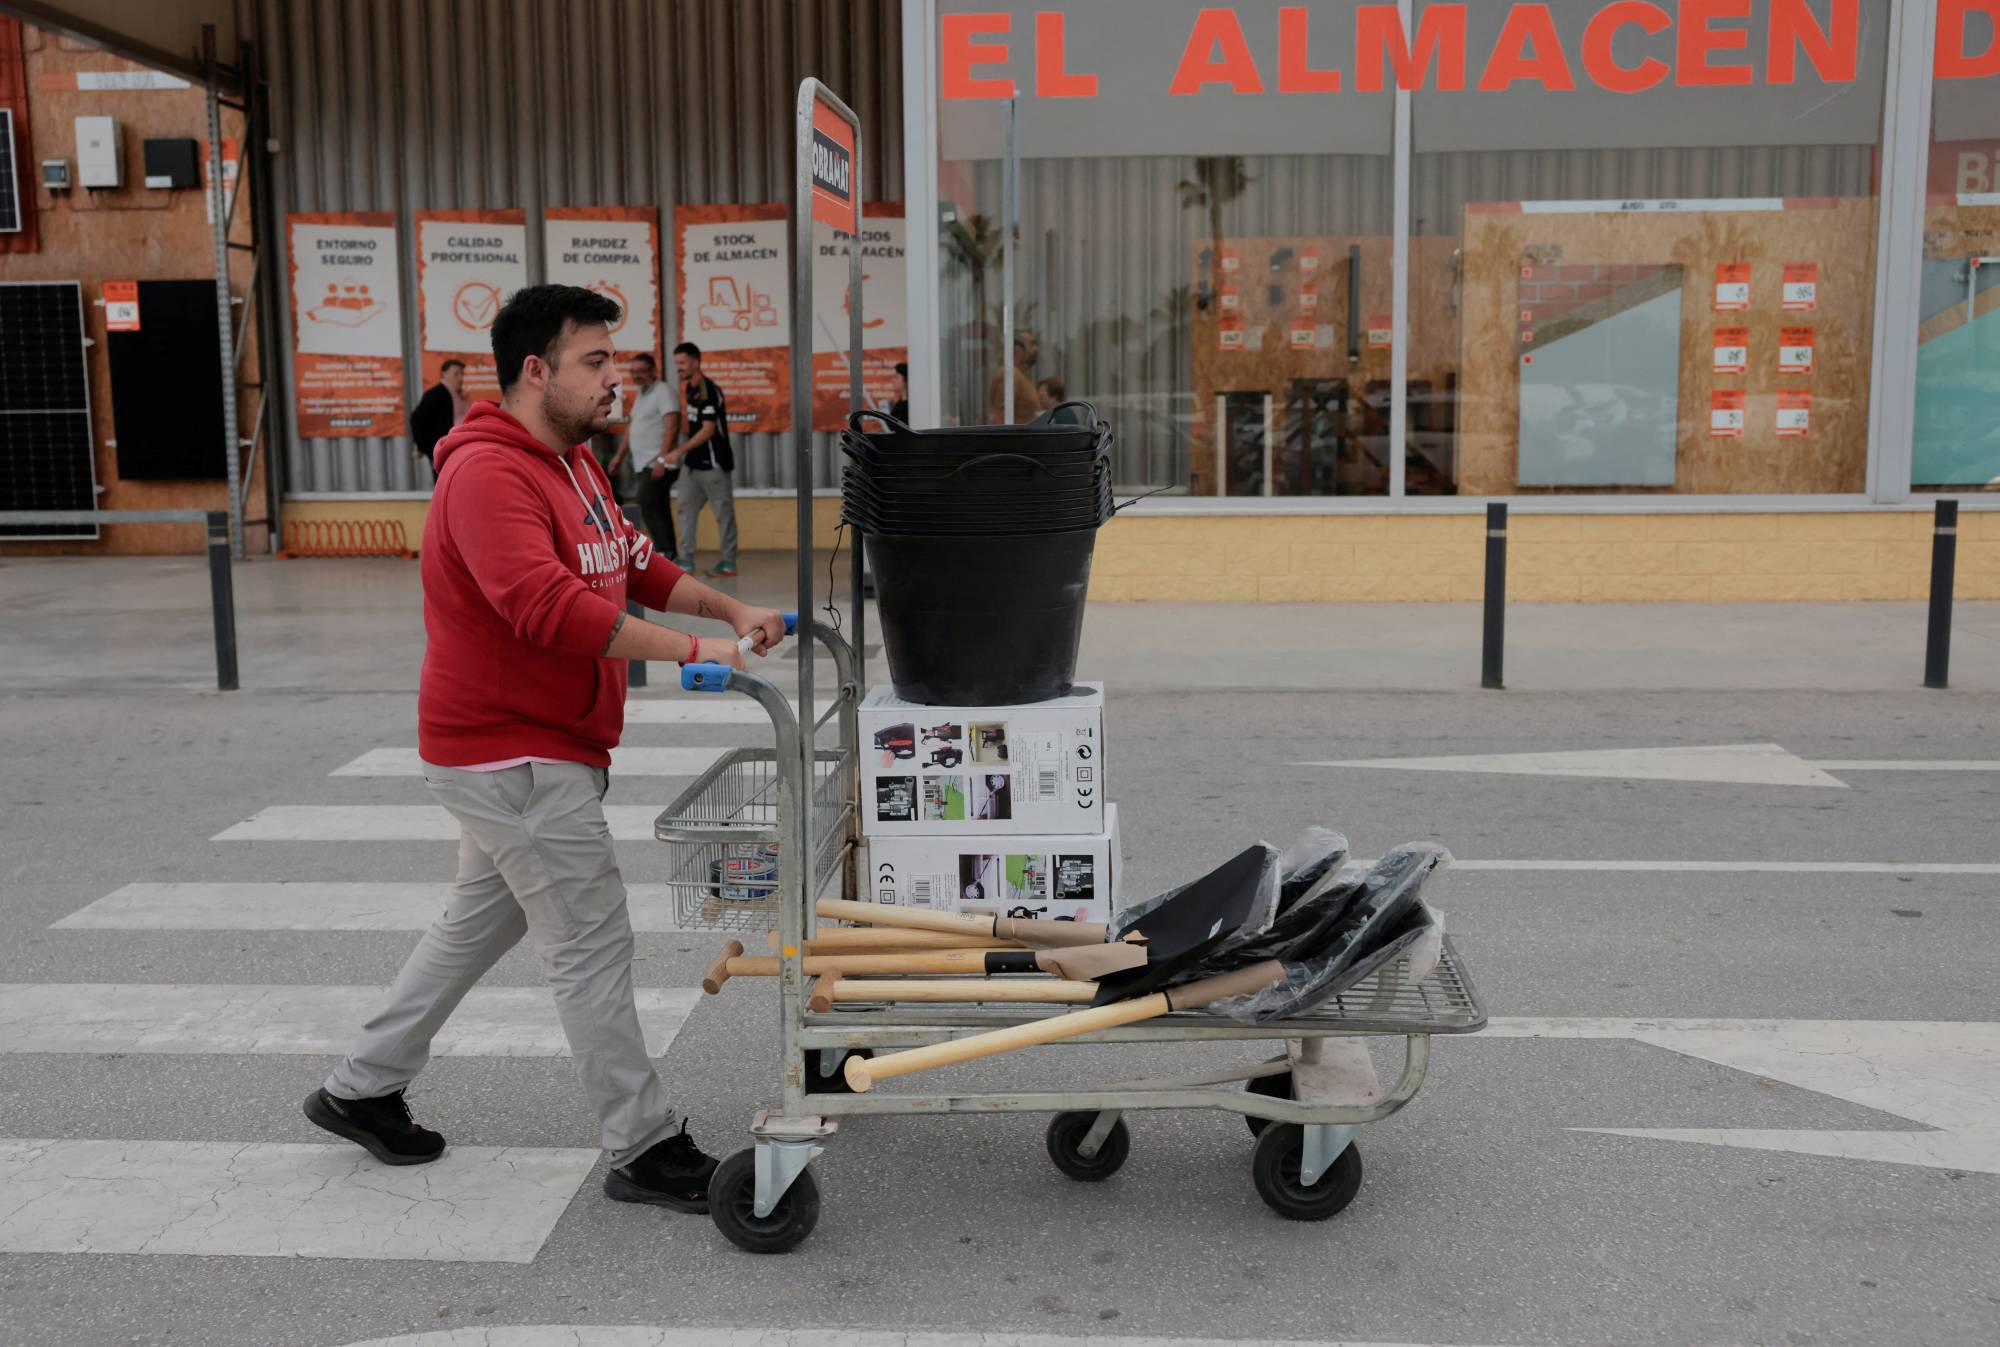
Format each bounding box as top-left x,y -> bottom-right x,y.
948,452 -> 1066,478
1039,400 -> 1103,428
850,408 -> 916,436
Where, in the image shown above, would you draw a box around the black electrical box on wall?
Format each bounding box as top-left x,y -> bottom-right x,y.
107,280 -> 226,480
141,137 -> 200,189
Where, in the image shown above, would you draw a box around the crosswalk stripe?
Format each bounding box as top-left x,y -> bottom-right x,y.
0,1139 -> 596,1262
337,1332 -> 1502,1347
0,984 -> 700,1057
623,698 -> 830,725
332,748 -> 728,777
214,806 -> 675,841
54,882 -> 690,932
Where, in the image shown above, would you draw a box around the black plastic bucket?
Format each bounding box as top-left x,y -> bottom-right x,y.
849,407 -> 1105,458
866,527 -> 1097,705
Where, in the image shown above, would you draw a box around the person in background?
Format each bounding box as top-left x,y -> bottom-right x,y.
409,359 -> 468,468
987,328 -> 1039,425
888,361 -> 910,424
665,342 -> 738,579
1036,376 -> 1082,425
305,284 -> 783,1216
616,352 -> 681,561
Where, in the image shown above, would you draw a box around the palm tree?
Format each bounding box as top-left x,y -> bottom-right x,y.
1179,157 -> 1254,315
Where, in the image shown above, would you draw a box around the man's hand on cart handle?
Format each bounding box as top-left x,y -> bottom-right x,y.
730,604 -> 788,657
689,635 -> 747,672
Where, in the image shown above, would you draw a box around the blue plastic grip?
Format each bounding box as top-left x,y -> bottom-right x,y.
681,663 -> 735,693
780,611 -> 799,634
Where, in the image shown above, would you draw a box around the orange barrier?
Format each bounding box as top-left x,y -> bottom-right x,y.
278,519 -> 417,559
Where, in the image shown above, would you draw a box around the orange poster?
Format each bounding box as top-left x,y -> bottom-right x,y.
415,208 -> 528,402
545,206 -> 663,418
1710,388 -> 1747,438
676,203 -> 790,434
286,212 -> 406,438
811,203 -> 908,432
1713,263 -> 1752,313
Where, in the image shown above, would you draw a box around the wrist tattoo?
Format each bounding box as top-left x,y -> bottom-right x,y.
601,611 -> 626,655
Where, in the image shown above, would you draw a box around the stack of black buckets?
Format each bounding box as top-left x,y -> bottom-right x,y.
841,406 -> 1115,706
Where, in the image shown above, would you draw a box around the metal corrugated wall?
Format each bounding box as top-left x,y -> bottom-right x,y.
258,0 -> 903,495
942,144 -> 1872,489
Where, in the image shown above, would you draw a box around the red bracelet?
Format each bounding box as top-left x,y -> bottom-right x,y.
684,636 -> 702,665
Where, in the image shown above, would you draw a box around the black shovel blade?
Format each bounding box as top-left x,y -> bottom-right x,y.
1092,844 -> 1280,1005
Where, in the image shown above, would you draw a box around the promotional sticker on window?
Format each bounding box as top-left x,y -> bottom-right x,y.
1714,263 -> 1751,313
1710,388 -> 1746,438
1288,319 -> 1316,350
1776,390 -> 1811,437
1218,281 -> 1240,311
1712,327 -> 1749,375
1367,314 -> 1392,350
1218,316 -> 1244,350
1781,263 -> 1819,312
104,280 -> 140,332
1300,282 -> 1319,311
1220,245 -> 1240,273
1301,246 -> 1319,273
1779,327 -> 1815,374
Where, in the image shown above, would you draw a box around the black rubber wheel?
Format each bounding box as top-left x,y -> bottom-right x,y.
1251,1126 -> 1362,1222
709,1148 -> 821,1253
809,1048 -> 871,1095
1244,1070 -> 1294,1137
1045,1112 -> 1130,1182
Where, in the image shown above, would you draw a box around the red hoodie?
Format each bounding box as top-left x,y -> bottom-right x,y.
418,402 -> 684,767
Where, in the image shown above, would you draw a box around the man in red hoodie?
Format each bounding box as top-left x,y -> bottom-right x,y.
305,284 -> 782,1215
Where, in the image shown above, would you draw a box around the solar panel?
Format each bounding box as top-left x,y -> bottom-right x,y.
0,282 -> 99,539
0,108 -> 20,235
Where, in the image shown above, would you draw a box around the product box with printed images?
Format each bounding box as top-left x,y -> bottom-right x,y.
859,683 -> 1106,836
863,805 -> 1122,925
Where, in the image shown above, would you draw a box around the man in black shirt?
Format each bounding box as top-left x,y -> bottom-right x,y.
664,342 -> 738,579
408,359 -> 467,470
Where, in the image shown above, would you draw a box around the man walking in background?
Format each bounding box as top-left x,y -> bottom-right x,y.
988,328 -> 1039,424
409,358 -> 468,468
666,341 -> 738,579
305,284 -> 783,1216
618,352 -> 681,560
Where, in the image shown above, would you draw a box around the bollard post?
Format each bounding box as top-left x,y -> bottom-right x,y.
622,505 -> 648,689
1924,499 -> 1958,690
206,510 -> 240,691
1481,502 -> 1507,690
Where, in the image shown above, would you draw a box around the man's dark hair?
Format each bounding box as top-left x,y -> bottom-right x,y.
439,358 -> 466,376
673,341 -> 702,360
895,361 -> 908,378
491,284 -> 622,391
632,351 -> 656,368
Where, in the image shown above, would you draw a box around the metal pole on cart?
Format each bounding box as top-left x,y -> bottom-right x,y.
790,79 -> 866,1122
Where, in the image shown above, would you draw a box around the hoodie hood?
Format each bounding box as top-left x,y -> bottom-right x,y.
433,401 -> 574,472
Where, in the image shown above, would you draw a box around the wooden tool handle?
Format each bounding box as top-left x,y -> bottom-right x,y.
1163,959 -> 1288,1012
818,898 -> 1110,949
700,939 -> 745,995
992,917 -> 1110,948
767,928 -> 1022,953
844,992 -> 1173,1092
807,969 -> 843,1014
826,979 -> 1097,1005
726,950 -> 996,978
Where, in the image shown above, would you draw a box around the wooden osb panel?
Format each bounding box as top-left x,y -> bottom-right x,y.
1920,201 -> 2000,345
1455,199 -> 1877,496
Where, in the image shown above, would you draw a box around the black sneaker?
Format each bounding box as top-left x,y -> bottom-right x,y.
603,1120 -> 718,1213
303,1087 -> 446,1166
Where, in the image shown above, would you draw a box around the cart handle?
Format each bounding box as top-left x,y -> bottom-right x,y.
680,611 -> 797,692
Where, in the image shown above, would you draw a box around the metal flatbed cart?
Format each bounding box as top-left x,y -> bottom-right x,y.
654,80 -> 1487,1254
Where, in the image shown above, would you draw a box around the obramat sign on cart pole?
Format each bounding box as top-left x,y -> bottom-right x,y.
286,212 -> 407,439
415,209 -> 528,403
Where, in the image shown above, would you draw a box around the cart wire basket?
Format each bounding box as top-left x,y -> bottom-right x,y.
656,745 -> 855,933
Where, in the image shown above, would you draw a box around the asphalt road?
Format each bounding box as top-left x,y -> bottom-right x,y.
2,668 -> 1996,1347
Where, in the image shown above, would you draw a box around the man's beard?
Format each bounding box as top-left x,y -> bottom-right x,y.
543,383 -> 612,444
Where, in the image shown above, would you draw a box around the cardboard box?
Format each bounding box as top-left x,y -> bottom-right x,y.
863,805 -> 1121,925
860,683 -> 1106,836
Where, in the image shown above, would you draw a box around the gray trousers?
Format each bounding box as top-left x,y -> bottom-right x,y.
675,466 -> 737,570
325,761 -> 676,1166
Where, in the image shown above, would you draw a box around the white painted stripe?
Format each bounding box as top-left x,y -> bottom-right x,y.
55,882 -> 688,932
1812,760 -> 2000,772
1447,860 -> 2000,875
623,698 -> 830,725
337,1331 -> 1504,1347
333,747 -> 728,778
0,1140 -> 594,1262
214,805 -> 673,841
0,984 -> 700,1057
1296,743 -> 1847,788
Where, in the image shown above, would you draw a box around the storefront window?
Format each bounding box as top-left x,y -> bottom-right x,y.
1408,0 -> 1889,496
1913,0 -> 2000,492
935,2 -> 1395,495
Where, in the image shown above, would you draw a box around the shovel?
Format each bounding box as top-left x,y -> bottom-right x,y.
702,938 -> 1145,993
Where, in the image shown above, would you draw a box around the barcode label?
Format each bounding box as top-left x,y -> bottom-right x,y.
910,877 -> 934,907
1036,769 -> 1059,800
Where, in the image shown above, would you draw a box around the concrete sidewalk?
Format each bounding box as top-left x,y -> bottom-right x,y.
3,551 -> 1996,694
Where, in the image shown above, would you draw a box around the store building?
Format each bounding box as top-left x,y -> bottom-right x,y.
4,0 -> 1996,602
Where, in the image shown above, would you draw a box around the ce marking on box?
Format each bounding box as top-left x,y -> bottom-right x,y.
1074,730 -> 1097,809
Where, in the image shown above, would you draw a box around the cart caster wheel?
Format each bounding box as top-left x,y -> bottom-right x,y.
1251,1126 -> 1361,1222
709,1148 -> 820,1254
1244,1070 -> 1294,1137
1045,1112 -> 1130,1182
812,1048 -> 872,1095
